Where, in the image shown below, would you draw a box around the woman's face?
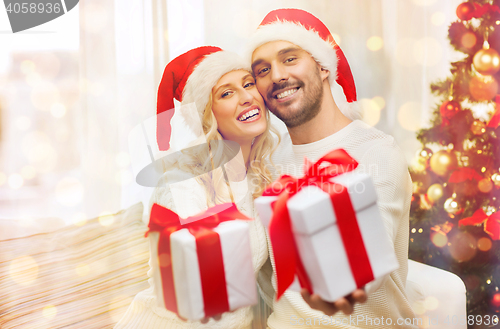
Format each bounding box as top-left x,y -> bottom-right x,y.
211,70 -> 267,144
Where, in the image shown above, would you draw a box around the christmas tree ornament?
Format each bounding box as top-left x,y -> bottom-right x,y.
429,150 -> 457,176
470,120 -> 486,135
456,2 -> 476,21
444,197 -> 462,216
492,173 -> 500,186
478,178 -> 493,193
449,231 -> 477,262
417,148 -> 433,160
440,100 -> 461,122
473,47 -> 500,75
427,183 -> 444,202
492,293 -> 500,308
469,75 -> 499,101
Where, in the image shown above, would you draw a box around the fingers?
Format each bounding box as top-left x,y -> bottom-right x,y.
213,314 -> 222,321
300,288 -> 368,316
200,317 -> 209,324
301,289 -> 338,316
199,314 -> 223,324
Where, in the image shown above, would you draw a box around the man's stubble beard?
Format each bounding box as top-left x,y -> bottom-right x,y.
266,69 -> 324,128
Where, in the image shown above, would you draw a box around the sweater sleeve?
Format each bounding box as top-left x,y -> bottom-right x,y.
357,138 -> 412,295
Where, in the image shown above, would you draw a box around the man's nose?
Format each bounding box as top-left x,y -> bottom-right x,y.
271,64 -> 289,84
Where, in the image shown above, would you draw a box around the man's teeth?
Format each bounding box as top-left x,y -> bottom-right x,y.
276,88 -> 298,99
238,109 -> 259,121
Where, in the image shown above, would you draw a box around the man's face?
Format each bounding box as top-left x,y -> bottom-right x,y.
251,41 -> 329,128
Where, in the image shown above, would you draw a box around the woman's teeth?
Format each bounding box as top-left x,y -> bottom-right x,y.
276,88 -> 298,99
238,109 -> 259,121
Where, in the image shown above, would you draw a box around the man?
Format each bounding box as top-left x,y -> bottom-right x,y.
248,9 -> 417,329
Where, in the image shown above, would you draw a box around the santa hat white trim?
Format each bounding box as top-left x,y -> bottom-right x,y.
246,20 -> 338,86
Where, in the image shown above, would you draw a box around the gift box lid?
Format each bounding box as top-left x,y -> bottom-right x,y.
287,172 -> 378,235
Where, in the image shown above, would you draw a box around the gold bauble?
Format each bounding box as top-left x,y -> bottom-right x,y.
469,75 -> 499,101
427,183 -> 444,202
478,178 -> 493,193
470,120 -> 486,135
444,197 -> 461,215
429,150 -> 457,176
473,48 -> 500,75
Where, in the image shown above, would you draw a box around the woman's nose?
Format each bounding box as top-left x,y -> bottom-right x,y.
239,89 -> 254,105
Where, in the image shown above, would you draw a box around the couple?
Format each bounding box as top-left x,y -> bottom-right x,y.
117,8 -> 416,329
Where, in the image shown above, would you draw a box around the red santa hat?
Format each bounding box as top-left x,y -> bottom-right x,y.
157,46 -> 250,151
247,8 -> 361,120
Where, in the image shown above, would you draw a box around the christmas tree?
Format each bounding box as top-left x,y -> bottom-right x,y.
409,0 -> 500,324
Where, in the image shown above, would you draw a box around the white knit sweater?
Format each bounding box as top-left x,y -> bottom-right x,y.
259,120 -> 418,329
115,168 -> 269,329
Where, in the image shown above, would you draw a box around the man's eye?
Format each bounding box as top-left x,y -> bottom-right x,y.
284,57 -> 296,63
257,67 -> 269,75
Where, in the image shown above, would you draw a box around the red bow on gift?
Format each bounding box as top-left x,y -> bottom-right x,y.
147,203 -> 250,316
262,149 -> 374,299
459,209 -> 500,240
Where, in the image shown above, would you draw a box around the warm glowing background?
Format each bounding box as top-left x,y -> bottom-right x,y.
0,0 -> 463,220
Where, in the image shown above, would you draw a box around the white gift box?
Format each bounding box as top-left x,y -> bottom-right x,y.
149,220 -> 257,320
255,172 -> 399,302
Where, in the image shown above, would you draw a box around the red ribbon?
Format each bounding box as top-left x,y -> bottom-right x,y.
262,149 -> 375,299
459,209 -> 500,240
147,203 -> 250,317
448,167 -> 483,183
487,95 -> 500,128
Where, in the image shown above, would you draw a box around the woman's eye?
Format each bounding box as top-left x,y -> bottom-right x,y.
221,91 -> 232,98
244,82 -> 255,88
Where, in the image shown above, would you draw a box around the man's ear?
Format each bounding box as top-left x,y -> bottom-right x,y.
319,64 -> 330,81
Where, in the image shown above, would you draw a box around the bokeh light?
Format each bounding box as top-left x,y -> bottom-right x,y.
359,98 -> 381,126
9,256 -> 39,286
414,37 -> 442,67
461,32 -> 477,49
411,0 -> 437,5
115,169 -> 133,186
431,231 -> 448,247
0,172 -> 6,186
431,12 -> 446,26
30,81 -> 60,111
449,232 -> 477,262
367,36 -> 383,51
424,296 -> 439,310
477,237 -> 492,251
55,177 -> 84,207
99,212 -> 115,226
21,165 -> 36,180
331,33 -> 341,46
72,212 -> 88,227
15,116 -> 31,131
20,60 -> 36,75
372,96 -> 386,110
398,102 -> 422,131
115,152 -> 131,167
21,131 -> 58,173
50,103 -> 66,118
8,174 -> 23,189
42,305 -> 57,320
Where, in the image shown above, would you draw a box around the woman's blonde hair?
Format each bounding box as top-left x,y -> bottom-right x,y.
170,91 -> 279,206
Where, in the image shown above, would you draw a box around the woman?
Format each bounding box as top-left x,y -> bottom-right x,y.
115,47 -> 278,329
